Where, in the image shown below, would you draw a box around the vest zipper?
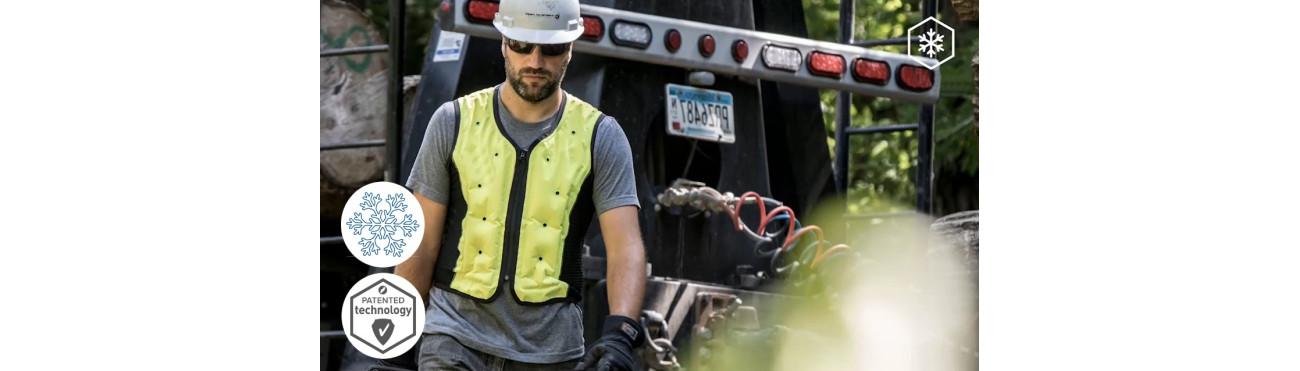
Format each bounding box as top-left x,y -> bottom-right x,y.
500,148 -> 530,291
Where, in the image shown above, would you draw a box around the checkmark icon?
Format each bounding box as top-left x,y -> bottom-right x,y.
371,318 -> 395,345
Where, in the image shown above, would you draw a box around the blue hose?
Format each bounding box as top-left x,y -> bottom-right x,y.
767,214 -> 801,235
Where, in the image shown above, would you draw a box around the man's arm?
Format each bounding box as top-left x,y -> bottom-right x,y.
394,191 -> 447,303
396,101 -> 458,303
575,205 -> 646,371
575,117 -> 645,371
598,205 -> 646,319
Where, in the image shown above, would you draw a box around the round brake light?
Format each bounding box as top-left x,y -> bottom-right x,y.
732,40 -> 748,62
665,29 -> 682,52
699,35 -> 715,57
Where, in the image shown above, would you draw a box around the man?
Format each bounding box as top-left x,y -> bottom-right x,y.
395,0 -> 646,370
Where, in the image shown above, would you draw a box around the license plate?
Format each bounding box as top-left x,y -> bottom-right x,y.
665,84 -> 734,143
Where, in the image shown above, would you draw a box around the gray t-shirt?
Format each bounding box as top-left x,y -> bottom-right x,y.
406,86 -> 639,364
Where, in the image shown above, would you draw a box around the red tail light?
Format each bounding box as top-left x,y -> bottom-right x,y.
851,58 -> 890,86
664,29 -> 681,52
807,51 -> 845,78
465,0 -> 498,23
699,35 -> 715,57
897,65 -> 934,91
581,16 -> 604,41
732,40 -> 749,62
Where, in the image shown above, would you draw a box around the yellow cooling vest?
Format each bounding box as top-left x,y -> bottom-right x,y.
431,86 -> 603,304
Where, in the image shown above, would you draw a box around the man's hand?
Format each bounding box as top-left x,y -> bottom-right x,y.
575,315 -> 644,371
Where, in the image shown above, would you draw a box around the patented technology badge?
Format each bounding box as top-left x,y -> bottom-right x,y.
342,273 -> 426,359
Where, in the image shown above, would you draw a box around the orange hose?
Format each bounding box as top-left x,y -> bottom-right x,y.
782,226 -> 824,252
759,206 -> 797,238
811,244 -> 850,269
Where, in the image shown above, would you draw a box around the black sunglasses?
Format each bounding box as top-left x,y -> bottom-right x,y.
506,38 -> 571,57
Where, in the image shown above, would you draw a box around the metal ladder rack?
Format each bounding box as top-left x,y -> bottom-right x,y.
833,0 -> 940,220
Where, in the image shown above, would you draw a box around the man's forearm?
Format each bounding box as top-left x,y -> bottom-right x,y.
605,241 -> 646,319
396,193 -> 447,303
394,245 -> 438,303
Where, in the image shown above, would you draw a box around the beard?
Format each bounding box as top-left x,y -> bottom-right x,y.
505,58 -> 566,103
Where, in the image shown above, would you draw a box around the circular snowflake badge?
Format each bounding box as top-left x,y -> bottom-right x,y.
341,182 -> 425,267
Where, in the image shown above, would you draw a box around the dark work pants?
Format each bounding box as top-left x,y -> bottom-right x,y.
417,333 -> 582,371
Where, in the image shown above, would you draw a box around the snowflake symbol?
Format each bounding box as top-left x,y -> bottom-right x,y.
346,192 -> 420,257
918,28 -> 945,58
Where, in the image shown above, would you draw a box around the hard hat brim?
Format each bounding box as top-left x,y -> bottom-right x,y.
494,21 -> 585,45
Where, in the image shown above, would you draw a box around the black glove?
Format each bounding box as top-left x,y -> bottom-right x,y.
575,315 -> 644,371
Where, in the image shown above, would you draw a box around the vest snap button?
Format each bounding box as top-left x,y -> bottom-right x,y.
571,130 -> 575,135
478,250 -> 482,254
478,184 -> 482,188
555,191 -> 560,195
543,223 -> 547,227
482,217 -> 486,221
538,257 -> 543,261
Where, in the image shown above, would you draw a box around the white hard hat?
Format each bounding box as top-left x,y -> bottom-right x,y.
493,0 -> 585,44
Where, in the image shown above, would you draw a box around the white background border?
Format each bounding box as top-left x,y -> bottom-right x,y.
3,1 -> 1300,370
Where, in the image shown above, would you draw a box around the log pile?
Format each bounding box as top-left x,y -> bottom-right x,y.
320,0 -> 389,218
950,0 -> 979,22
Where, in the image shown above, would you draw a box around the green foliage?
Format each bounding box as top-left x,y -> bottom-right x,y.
349,0 -> 440,76
803,0 -> 978,214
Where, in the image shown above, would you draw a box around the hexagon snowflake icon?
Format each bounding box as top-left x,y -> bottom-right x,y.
341,181 -> 425,268
907,17 -> 956,70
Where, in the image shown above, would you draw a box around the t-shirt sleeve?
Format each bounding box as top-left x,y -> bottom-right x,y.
405,101 -> 459,205
592,116 -> 641,214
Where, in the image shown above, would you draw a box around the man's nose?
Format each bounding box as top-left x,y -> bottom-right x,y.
521,47 -> 545,67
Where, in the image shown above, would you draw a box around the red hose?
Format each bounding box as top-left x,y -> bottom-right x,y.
717,192 -> 851,270
732,191 -> 765,231
759,206 -> 797,238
